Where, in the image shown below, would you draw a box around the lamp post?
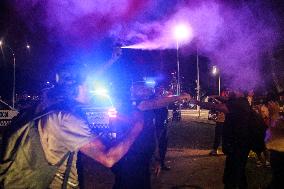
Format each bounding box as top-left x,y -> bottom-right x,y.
176,40 -> 181,95
173,24 -> 192,95
12,51 -> 15,108
196,46 -> 201,116
171,24 -> 193,121
212,65 -> 221,96
0,40 -> 16,108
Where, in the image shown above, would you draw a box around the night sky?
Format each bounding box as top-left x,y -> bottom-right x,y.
0,0 -> 284,103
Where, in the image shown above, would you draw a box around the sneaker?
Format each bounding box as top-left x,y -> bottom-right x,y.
265,161 -> 271,167
209,150 -> 218,156
256,160 -> 262,167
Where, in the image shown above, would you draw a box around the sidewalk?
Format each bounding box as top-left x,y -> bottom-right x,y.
184,116 -> 215,125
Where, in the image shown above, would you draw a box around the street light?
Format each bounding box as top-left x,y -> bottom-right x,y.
172,23 -> 193,95
173,24 -> 192,42
0,40 -> 16,108
212,65 -> 221,96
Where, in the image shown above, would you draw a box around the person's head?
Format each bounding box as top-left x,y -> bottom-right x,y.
234,89 -> 245,98
50,62 -> 92,104
227,89 -> 244,99
130,81 -> 155,100
154,84 -> 166,97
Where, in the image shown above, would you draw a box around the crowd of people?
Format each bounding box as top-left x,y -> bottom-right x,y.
0,60 -> 284,189
0,62 -> 190,189
191,89 -> 284,189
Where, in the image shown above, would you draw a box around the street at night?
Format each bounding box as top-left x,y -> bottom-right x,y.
80,118 -> 271,189
1,1 -> 284,189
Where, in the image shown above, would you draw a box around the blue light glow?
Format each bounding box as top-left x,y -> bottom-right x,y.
92,87 -> 108,96
143,77 -> 156,88
145,80 -> 156,85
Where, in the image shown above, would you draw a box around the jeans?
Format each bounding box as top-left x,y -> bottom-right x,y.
156,121 -> 168,167
223,147 -> 250,189
213,122 -> 224,150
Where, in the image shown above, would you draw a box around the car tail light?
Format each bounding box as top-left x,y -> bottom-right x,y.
108,108 -> 117,118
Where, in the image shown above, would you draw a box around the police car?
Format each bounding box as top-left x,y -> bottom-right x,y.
82,89 -> 118,139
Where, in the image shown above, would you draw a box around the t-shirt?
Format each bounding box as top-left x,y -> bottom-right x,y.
222,97 -> 251,154
154,107 -> 168,126
122,100 -> 156,160
38,111 -> 94,188
113,100 -> 156,172
216,112 -> 225,123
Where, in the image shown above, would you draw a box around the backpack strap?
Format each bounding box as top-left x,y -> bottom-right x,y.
32,111 -> 55,121
33,111 -> 75,189
62,152 -> 75,189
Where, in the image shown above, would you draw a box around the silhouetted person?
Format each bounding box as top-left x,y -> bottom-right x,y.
112,81 -> 190,189
154,86 -> 170,170
191,90 -> 251,189
266,101 -> 284,188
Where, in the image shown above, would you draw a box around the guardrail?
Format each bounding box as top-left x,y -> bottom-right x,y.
0,110 -> 19,127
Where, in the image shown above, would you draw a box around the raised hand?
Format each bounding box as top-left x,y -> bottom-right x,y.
95,47 -> 122,76
110,46 -> 122,63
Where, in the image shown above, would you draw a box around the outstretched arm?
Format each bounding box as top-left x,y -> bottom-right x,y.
190,99 -> 229,114
79,111 -> 143,168
137,93 -> 191,111
208,95 -> 229,103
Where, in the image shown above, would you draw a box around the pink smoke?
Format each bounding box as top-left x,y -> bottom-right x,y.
114,1 -> 280,90
13,0 -> 281,90
14,0 -> 150,45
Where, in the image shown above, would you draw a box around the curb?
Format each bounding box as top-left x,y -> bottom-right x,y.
168,116 -> 216,125
189,118 -> 215,125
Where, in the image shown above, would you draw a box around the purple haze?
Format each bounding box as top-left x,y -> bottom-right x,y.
14,0 -> 281,90
14,0 -> 149,45
115,1 -> 280,90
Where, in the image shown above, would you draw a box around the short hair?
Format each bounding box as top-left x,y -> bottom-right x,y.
55,62 -> 88,86
130,81 -> 155,100
49,62 -> 89,100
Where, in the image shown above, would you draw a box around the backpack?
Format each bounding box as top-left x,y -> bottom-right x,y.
248,110 -> 267,153
0,105 -> 74,189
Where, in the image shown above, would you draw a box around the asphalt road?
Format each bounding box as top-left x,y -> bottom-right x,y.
80,118 -> 271,189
